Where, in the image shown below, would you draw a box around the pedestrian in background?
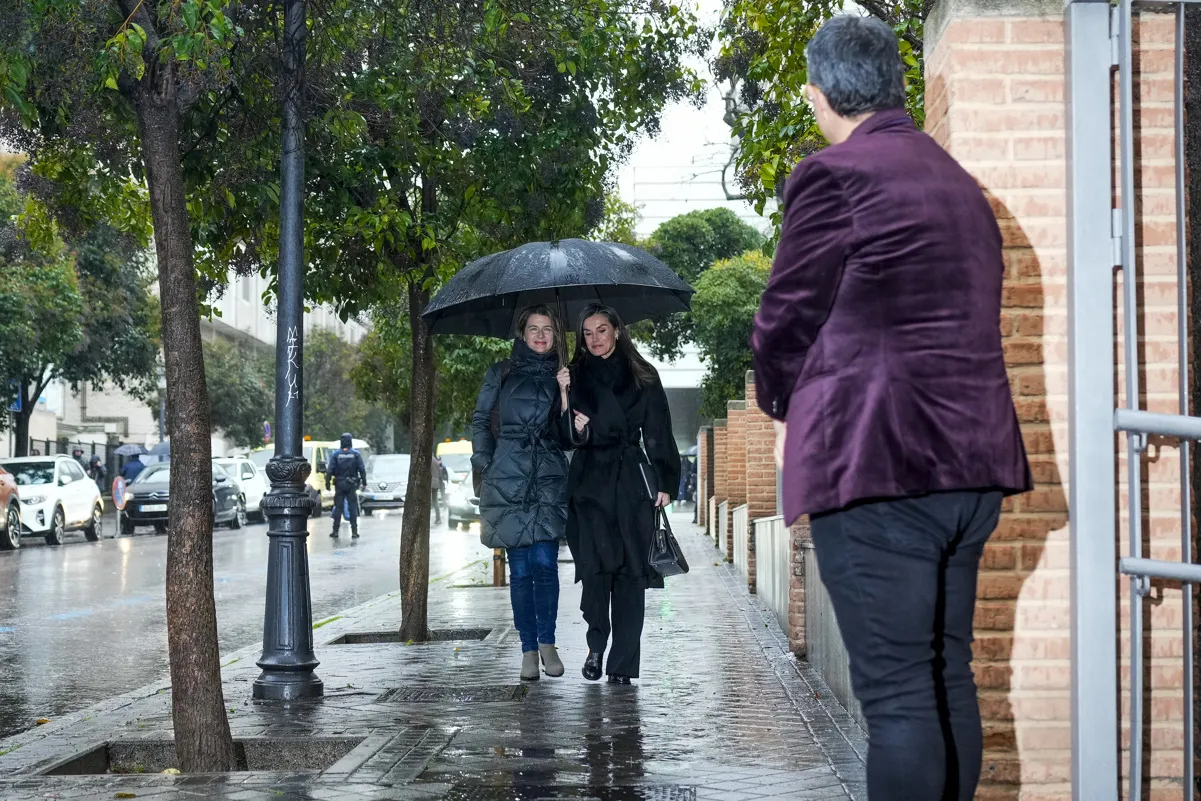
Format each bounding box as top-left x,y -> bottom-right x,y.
121,454 -> 145,482
750,16 -> 1031,801
431,455 -> 446,524
566,304 -> 679,686
87,455 -> 107,496
472,305 -> 577,682
326,432 -> 367,539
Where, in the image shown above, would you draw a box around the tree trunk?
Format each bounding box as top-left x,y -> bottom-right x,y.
398,280 -> 436,642
134,61 -> 236,773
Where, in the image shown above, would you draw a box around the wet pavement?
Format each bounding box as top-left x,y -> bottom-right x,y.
0,510 -> 493,739
0,512 -> 868,799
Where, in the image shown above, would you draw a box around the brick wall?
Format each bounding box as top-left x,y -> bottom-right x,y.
726,401 -> 747,566
788,517 -> 811,657
926,2 -> 1188,797
744,373 -> 778,596
712,420 -> 728,554
697,426 -> 710,529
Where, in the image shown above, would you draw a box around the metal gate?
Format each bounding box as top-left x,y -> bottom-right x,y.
1067,1 -> 1196,799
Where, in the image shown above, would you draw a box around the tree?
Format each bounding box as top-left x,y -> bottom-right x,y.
715,1 -> 927,220
636,207 -> 763,360
202,339 -> 273,449
304,328 -> 374,442
690,250 -> 772,417
0,173 -> 158,456
1,0 -> 247,771
194,0 -> 706,641
590,194 -> 642,247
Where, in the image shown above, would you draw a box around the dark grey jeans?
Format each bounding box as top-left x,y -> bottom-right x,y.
810,490 -> 1003,801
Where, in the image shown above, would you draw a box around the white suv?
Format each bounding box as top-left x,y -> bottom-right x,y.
0,456 -> 105,546
213,457 -> 270,521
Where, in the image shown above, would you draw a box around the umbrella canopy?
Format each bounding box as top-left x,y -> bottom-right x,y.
149,441 -> 171,457
422,239 -> 693,337
114,443 -> 149,457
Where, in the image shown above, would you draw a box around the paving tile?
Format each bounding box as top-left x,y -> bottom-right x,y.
0,514 -> 866,800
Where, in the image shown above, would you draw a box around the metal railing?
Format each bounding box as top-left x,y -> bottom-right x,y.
732,504 -> 749,586
803,543 -> 864,729
1068,2 -> 1196,797
753,515 -> 788,632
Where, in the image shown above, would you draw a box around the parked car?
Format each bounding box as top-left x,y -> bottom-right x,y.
0,456 -> 105,546
0,464 -> 21,550
121,462 -> 246,536
446,473 -> 480,530
213,456 -> 270,521
360,454 -> 410,513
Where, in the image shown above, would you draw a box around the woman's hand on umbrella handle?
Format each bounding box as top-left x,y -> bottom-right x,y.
573,411 -> 589,433
654,492 -> 671,508
556,367 -> 571,392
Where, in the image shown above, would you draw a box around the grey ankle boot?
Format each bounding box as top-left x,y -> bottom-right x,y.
539,644 -> 564,677
520,651 -> 541,681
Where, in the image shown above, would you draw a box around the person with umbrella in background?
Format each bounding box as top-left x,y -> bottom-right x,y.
472,305 -> 579,682
566,304 -> 679,685
121,453 -> 146,482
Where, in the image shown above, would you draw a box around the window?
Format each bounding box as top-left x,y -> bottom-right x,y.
241,278 -> 252,303
63,461 -> 87,482
242,465 -> 255,480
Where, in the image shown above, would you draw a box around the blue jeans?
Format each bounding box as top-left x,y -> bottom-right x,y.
508,541 -> 560,653
810,490 -> 1002,801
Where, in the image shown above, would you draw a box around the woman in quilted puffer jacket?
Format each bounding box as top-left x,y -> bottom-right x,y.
471,305 -> 586,681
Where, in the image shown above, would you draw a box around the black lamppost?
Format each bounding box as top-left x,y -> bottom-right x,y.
252,0 -> 322,701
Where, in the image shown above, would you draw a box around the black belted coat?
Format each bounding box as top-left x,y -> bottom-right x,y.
566,351 -> 680,589
472,340 -> 573,550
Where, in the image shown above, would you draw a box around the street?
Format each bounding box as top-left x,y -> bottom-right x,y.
0,510 -> 493,740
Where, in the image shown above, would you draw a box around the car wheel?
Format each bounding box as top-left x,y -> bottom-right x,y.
154,522 -> 168,535
230,498 -> 246,530
84,504 -> 104,542
0,504 -> 20,550
45,507 -> 66,546
120,517 -> 135,537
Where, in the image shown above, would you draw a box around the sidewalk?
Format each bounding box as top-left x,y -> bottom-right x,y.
0,513 -> 867,800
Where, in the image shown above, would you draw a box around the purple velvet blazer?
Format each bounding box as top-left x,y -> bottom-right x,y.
751,109 -> 1032,523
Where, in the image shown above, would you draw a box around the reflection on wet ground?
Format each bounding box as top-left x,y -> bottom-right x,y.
0,512 -> 492,738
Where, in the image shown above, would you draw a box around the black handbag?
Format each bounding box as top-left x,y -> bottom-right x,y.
648,508 -> 689,578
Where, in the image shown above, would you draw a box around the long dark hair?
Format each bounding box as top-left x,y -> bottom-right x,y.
515,305 -> 567,368
570,304 -> 657,388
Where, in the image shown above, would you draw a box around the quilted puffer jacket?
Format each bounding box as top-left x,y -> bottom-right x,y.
471,340 -> 573,549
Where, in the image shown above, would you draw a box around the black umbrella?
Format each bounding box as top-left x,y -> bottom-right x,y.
422,239 -> 693,337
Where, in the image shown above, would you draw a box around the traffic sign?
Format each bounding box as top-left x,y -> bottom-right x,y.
112,477 -> 128,511
264,421 -> 272,442
6,380 -> 19,413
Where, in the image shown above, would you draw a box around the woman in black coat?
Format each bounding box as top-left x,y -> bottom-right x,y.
472,306 -> 581,682
566,304 -> 680,685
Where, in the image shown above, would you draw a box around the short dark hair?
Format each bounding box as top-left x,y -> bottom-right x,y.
805,15 -> 906,118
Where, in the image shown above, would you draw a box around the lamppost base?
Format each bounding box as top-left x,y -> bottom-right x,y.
252,670 -> 324,701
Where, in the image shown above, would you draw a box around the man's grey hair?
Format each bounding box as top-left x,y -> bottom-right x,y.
805,15 -> 907,118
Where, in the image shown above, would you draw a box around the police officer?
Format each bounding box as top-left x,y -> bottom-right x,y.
326,433 -> 367,539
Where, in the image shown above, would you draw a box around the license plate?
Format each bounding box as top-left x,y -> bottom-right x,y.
140,504 -> 167,513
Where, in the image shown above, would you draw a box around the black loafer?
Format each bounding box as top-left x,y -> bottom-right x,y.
582,652 -> 603,681
607,675 -> 631,685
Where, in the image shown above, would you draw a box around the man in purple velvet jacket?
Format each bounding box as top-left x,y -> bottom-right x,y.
750,15 -> 1031,801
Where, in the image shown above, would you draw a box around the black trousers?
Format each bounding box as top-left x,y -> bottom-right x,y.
810,490 -> 1002,801
332,483 -> 360,533
580,573 -> 645,678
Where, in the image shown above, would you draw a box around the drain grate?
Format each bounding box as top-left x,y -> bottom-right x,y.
444,787 -> 695,800
378,685 -> 527,703
328,627 -> 493,645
